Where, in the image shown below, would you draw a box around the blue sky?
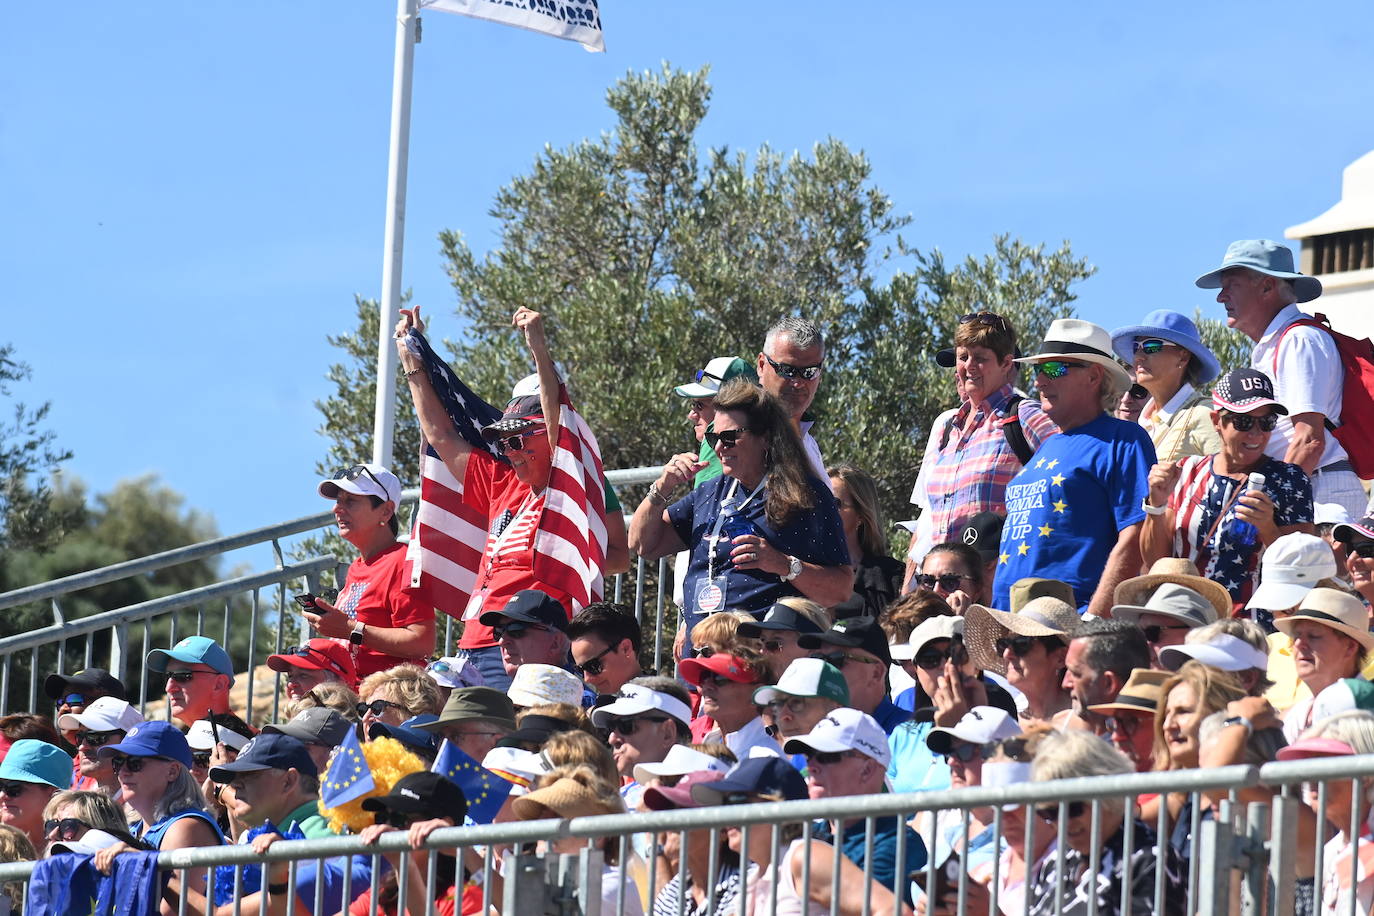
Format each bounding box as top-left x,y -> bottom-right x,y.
4,2 -> 1373,560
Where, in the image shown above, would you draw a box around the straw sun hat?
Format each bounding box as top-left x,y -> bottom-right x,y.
965,596 -> 1079,675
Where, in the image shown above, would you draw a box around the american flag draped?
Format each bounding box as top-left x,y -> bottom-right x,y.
401,328 -> 607,618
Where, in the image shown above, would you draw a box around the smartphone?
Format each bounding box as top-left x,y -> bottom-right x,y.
912,854 -> 960,907
293,593 -> 318,610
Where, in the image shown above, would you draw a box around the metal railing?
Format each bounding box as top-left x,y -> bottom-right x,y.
2,756 -> 1370,916
0,467 -> 668,718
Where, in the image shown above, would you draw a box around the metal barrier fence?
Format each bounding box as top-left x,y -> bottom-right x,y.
0,468 -> 667,719
1,756 -> 1371,916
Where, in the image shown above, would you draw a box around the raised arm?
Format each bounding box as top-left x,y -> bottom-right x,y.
512,308 -> 561,435
395,306 -> 473,480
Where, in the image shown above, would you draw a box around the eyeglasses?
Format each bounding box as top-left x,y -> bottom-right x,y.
811,651 -> 883,670
332,464 -> 389,496
763,354 -> 823,381
765,696 -> 813,716
1223,412 -> 1279,432
75,729 -> 123,748
604,716 -> 670,736
357,699 -> 408,718
1105,715 -> 1146,738
1035,360 -> 1088,380
1351,542 -> 1374,559
493,621 -> 550,641
705,428 -> 750,450
1141,624 -> 1193,643
688,399 -> 711,414
958,312 -> 1011,334
761,638 -> 786,653
802,749 -> 858,766
495,425 -> 548,454
1132,338 -> 1180,355
166,669 -> 214,683
944,743 -> 980,763
994,634 -> 1039,657
0,782 -> 30,798
573,643 -> 617,677
913,641 -> 970,671
1035,801 -> 1088,822
914,573 -> 971,592
191,751 -> 213,768
110,755 -> 167,774
44,817 -> 91,840
282,645 -> 350,677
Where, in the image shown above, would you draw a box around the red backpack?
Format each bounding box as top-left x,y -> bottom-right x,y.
1272,312 -> 1374,479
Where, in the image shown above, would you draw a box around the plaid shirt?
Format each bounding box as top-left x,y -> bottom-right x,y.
921,385 -> 1058,545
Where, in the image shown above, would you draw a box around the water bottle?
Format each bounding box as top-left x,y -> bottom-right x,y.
1226,472 -> 1267,549
719,502 -> 757,566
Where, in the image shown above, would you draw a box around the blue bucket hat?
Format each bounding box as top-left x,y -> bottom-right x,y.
146,635 -> 235,685
1110,309 -> 1221,384
0,739 -> 74,790
1194,239 -> 1322,303
367,714 -> 441,756
97,720 -> 194,768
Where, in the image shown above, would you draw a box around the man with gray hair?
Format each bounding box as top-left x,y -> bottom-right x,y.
757,316 -> 829,483
1196,239 -> 1365,518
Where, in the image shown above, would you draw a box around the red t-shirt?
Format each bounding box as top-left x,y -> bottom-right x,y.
457,450 -> 573,649
349,885 -> 458,916
336,541 -> 433,677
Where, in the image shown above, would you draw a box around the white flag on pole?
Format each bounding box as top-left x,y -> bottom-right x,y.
420,0 -> 605,52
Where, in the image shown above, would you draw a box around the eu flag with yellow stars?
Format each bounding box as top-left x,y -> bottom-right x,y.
432,739 -> 511,823
321,727 -> 376,808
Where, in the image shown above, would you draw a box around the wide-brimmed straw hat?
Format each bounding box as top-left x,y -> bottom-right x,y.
1113,558 -> 1232,622
965,597 -> 1078,675
1274,588 -> 1374,654
1015,318 -> 1131,390
512,775 -> 624,821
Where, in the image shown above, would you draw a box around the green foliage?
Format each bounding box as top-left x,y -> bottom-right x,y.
0,343 -> 75,554
1193,307 -> 1253,378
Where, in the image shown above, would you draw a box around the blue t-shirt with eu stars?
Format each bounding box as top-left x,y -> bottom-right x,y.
990,413 -> 1155,612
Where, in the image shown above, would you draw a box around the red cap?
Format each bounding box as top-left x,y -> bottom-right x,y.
678,653 -> 759,687
267,639 -> 358,688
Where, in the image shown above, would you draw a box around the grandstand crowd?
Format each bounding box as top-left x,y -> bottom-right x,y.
4,237 -> 1374,915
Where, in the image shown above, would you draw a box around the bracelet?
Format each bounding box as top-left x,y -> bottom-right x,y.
1141,498 -> 1167,516
403,366 -> 425,378
646,483 -> 669,506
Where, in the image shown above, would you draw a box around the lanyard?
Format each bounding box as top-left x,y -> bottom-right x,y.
706,476 -> 767,579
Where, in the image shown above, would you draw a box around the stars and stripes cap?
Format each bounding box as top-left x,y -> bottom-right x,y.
1212,368 -> 1288,415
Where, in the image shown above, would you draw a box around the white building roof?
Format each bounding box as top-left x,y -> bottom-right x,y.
1286,149 -> 1374,239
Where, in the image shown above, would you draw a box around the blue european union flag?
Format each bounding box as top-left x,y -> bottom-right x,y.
431,739 -> 511,824
321,728 -> 375,808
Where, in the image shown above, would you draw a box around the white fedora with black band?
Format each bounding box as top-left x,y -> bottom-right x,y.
1015,318 -> 1131,389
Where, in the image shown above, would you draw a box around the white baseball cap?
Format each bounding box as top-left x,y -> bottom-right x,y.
1246,533 -> 1338,611
507,664 -> 584,709
186,718 -> 252,753
50,828 -> 125,855
781,707 -> 891,768
426,656 -> 484,689
752,657 -> 849,707
590,684 -> 692,729
891,616 -> 962,662
56,696 -> 144,734
633,744 -> 733,785
318,463 -> 402,506
925,706 -> 1022,755
482,746 -> 551,797
1158,634 -> 1268,673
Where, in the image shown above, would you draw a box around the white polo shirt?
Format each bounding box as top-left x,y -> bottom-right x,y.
1250,304 -> 1346,469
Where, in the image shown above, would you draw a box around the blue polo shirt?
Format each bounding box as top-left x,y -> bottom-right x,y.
815,816 -> 927,906
872,697 -> 912,735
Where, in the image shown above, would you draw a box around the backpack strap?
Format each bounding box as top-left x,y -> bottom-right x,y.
999,395 -> 1035,465
1270,315 -> 1340,432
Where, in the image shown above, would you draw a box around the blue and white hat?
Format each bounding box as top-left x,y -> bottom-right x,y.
1110,309 -> 1221,383
1195,239 -> 1322,303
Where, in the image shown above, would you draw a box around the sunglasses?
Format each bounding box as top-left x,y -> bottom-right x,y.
944,743 -> 980,763
688,399 -> 711,414
283,645 -> 350,677
705,428 -> 750,450
1106,715 -> 1146,737
802,749 -> 858,766
110,755 -> 167,774
959,312 -> 1011,334
765,696 -> 813,716
696,672 -> 741,689
495,425 -> 548,454
332,464 -> 389,496
811,651 -> 883,670
376,811 -> 424,829
75,729 -> 123,748
604,716 -> 670,736
913,641 -> 970,671
573,643 -> 617,677
493,621 -> 550,641
1351,542 -> 1374,559
192,751 -> 213,768
763,354 -> 823,381
761,638 -> 786,653
1035,801 -> 1088,822
59,693 -> 90,707
1035,360 -> 1088,380
166,669 -> 214,684
357,699 -> 408,718
0,782 -> 30,798
692,645 -> 716,658
1132,338 -> 1179,355
981,736 -> 1033,760
914,573 -> 970,592
994,634 -> 1040,657
44,817 -> 91,840
1223,412 -> 1279,432
1141,623 -> 1193,643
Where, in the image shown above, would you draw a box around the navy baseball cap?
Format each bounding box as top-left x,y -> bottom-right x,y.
209,732 -> 319,782
367,715 -> 441,756
97,720 -> 194,769
737,603 -> 824,638
798,616 -> 893,666
689,756 -> 807,806
479,589 -> 568,631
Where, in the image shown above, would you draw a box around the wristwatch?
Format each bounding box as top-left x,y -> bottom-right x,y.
1221,715 -> 1253,734
780,555 -> 803,582
350,621 -> 366,646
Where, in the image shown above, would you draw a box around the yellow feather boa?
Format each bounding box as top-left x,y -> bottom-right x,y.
317,737 -> 425,834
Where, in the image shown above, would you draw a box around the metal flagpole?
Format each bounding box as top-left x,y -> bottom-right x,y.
371,0 -> 420,469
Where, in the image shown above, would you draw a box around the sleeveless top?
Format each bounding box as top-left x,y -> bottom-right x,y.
138,809 -> 226,850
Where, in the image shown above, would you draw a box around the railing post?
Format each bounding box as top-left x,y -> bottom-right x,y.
503,853 -> 554,915
1197,815 -> 1237,916
111,622 -> 130,685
